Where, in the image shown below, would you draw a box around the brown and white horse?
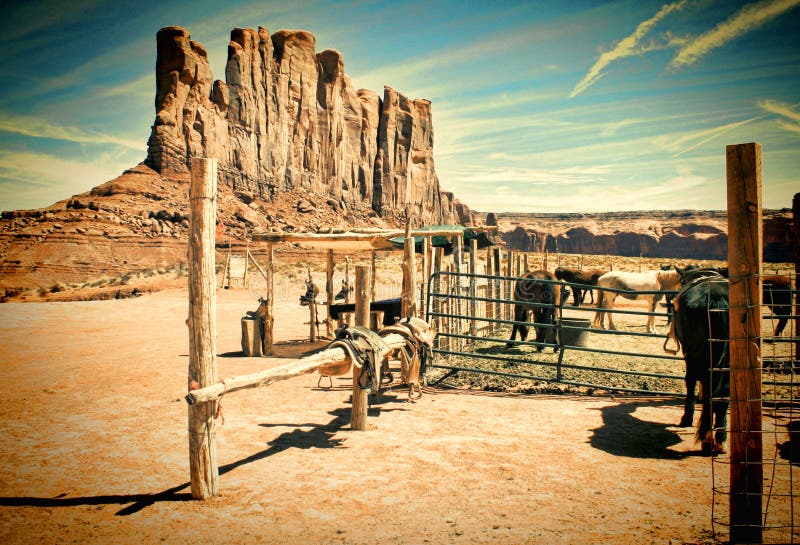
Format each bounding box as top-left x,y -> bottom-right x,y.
592,269 -> 681,333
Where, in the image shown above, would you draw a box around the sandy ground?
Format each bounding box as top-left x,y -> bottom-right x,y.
0,286 -> 725,544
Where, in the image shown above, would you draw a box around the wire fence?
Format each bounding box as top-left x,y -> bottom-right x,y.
710,272 -> 798,544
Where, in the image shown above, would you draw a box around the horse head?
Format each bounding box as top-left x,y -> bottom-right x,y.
674,265 -> 721,286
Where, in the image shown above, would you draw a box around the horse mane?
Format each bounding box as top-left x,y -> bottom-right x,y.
656,269 -> 681,290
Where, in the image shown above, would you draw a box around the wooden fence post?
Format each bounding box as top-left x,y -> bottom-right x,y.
326,250 -> 334,338
264,243 -> 274,355
486,249 -> 494,332
351,265 -> 371,431
506,250 -> 514,320
187,157 -> 219,500
793,192 -> 800,358
433,247 -> 444,352
726,142 -> 763,544
469,239 -> 478,336
402,221 -> 417,317
493,247 -> 502,333
420,238 -> 430,319
454,235 -> 463,350
307,268 -> 317,342
344,256 -> 352,327
371,249 -> 377,301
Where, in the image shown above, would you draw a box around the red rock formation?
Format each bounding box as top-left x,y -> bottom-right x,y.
145,26 -> 472,226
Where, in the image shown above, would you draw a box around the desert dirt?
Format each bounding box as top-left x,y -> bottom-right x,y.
0,276 -> 734,545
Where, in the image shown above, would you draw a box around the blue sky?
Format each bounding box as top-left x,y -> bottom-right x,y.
0,0 -> 798,213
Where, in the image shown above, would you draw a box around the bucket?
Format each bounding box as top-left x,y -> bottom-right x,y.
559,317 -> 591,347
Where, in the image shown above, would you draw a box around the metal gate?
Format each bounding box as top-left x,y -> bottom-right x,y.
425,270 -> 686,395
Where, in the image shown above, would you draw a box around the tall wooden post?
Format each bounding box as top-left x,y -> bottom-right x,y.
469,239 -> 478,336
344,256 -> 352,327
454,235 -> 463,350
433,247 -> 444,351
420,237 -> 430,319
371,249 -> 377,301
726,142 -> 763,544
493,247 -> 502,333
505,250 -> 514,320
485,249 -> 493,328
326,250 -> 335,338
187,157 -> 219,500
264,242 -> 274,355
351,265 -> 371,431
793,193 -> 800,357
402,221 -> 417,317
307,268 -> 319,342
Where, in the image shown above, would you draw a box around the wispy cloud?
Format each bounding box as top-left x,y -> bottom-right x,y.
0,113 -> 142,151
652,114 -> 769,156
95,74 -> 153,100
758,98 -> 800,133
668,0 -> 800,70
0,150 -> 131,211
454,165 -> 612,187
570,0 -> 688,98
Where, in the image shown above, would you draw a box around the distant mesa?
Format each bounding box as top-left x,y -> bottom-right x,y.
145,25 -> 472,226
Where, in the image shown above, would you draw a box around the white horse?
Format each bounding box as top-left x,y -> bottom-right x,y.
592,269 -> 681,333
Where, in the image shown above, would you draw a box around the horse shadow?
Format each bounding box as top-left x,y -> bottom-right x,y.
777,420 -> 800,466
589,400 -> 697,459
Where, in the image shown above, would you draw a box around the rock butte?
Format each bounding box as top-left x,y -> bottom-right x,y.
145,25 -> 473,226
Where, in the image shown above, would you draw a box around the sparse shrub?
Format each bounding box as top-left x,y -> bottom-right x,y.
50,282 -> 67,293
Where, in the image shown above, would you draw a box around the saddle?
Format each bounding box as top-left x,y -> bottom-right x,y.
317,318 -> 437,400
321,326 -> 387,394
379,317 -> 436,400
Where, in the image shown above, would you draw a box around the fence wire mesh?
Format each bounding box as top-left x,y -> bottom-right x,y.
710,271 -> 798,544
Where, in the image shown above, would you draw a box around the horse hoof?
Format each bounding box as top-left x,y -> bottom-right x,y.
701,442 -> 713,456
678,416 -> 693,427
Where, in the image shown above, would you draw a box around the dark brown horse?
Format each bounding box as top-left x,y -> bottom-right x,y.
554,267 -> 607,306
507,270 -> 563,352
672,266 -> 729,456
762,274 -> 792,339
719,268 -> 792,338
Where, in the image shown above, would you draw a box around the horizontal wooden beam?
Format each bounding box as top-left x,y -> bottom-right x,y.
254,229 -> 465,242
185,333 -> 407,405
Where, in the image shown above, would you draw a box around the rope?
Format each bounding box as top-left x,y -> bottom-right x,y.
214,380 -> 227,425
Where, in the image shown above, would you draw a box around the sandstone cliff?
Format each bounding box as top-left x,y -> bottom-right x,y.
480,210 -> 793,262
145,26 -> 471,226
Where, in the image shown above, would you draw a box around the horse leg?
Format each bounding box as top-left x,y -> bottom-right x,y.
712,394 -> 729,454
646,295 -> 661,334
605,293 -> 618,330
573,287 -> 582,307
592,291 -> 606,329
680,367 -> 697,427
772,309 -> 791,337
697,374 -> 717,456
533,308 -> 545,352
507,305 -> 528,348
